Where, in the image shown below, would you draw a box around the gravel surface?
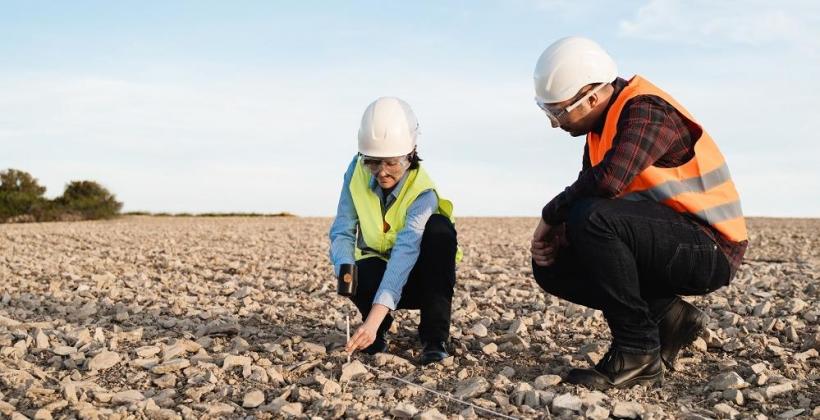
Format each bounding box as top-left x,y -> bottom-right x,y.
1,216 -> 818,419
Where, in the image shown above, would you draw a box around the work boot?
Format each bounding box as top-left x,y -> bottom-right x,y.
658,298 -> 708,370
361,332 -> 388,355
564,347 -> 663,390
419,341 -> 449,365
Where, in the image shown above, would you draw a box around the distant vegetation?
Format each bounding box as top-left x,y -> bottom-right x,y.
1,168 -> 295,223
122,211 -> 296,217
1,169 -> 122,223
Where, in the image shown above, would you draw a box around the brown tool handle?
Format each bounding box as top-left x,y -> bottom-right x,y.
337,263 -> 358,297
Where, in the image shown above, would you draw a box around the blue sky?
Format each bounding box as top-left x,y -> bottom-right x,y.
1,0 -> 818,216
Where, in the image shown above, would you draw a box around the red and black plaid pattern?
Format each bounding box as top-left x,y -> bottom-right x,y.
542,78 -> 747,274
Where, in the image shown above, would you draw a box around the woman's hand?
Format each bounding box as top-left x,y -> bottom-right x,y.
346,323 -> 378,353
346,304 -> 390,353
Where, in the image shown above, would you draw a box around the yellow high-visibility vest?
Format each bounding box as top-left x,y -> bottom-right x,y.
349,157 -> 462,262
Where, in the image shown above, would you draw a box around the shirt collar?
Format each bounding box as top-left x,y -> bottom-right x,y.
591,77 -> 628,135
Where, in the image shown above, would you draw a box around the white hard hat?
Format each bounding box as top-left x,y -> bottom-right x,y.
357,97 -> 418,157
533,36 -> 618,104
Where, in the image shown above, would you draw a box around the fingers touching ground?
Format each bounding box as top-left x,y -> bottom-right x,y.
345,326 -> 375,353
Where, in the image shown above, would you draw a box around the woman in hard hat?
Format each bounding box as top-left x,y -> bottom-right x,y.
329,97 -> 461,365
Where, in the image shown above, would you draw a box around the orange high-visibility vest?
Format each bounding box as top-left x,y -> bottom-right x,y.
587,76 -> 748,242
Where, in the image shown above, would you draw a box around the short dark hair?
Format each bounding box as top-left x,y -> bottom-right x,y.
408,149 -> 422,170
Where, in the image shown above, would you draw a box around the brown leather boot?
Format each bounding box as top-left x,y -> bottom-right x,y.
564,347 -> 663,390
658,298 -> 708,370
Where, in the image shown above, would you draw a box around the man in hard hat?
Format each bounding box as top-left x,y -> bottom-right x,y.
329,97 -> 461,365
529,37 -> 748,389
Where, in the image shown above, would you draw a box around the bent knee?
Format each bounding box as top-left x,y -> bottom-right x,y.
532,259 -> 560,292
566,198 -> 619,242
423,214 -> 457,242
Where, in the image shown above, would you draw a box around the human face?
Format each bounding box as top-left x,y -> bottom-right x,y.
536,83 -> 607,135
360,155 -> 410,189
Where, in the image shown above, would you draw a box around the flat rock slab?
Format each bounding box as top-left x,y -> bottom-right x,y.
151,358 -> 190,374
709,371 -> 748,390
222,355 -> 252,370
111,390 -> 144,405
612,401 -> 645,419
454,377 -> 489,399
340,360 -> 368,382
87,351 -> 121,371
242,390 -> 265,408
52,346 -> 77,356
552,393 -> 582,412
390,402 -> 419,418
534,374 -> 562,389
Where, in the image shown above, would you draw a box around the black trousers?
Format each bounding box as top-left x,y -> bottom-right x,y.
532,198 -> 732,354
351,214 -> 457,343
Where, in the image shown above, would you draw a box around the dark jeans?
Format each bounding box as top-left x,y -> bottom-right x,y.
532,198 -> 731,354
351,214 -> 457,343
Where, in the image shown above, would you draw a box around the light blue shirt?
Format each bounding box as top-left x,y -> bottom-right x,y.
328,156 -> 437,310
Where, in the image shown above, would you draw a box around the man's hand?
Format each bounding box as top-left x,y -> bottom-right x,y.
346,304 -> 390,353
531,219 -> 565,267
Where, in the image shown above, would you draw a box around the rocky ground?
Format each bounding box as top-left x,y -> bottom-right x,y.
0,216 -> 817,419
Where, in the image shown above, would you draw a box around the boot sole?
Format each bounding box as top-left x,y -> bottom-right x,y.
419,352 -> 449,365
594,370 -> 664,391
662,311 -> 708,371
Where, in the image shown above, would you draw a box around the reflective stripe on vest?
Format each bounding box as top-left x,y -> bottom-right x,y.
348,157 -> 463,262
587,76 -> 748,242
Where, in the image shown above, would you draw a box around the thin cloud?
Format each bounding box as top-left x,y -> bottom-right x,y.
618,0 -> 820,49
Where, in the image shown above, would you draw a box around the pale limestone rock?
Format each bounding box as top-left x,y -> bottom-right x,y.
242,389 -> 265,408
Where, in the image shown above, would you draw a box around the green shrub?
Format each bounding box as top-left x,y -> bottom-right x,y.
55,181 -> 123,220
29,199 -> 65,222
0,169 -> 47,221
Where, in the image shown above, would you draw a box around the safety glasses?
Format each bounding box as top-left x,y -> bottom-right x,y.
359,154 -> 409,173
535,83 -> 607,126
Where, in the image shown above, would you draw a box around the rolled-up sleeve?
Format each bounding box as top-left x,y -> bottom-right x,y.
372,190 -> 437,310
328,157 -> 359,276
